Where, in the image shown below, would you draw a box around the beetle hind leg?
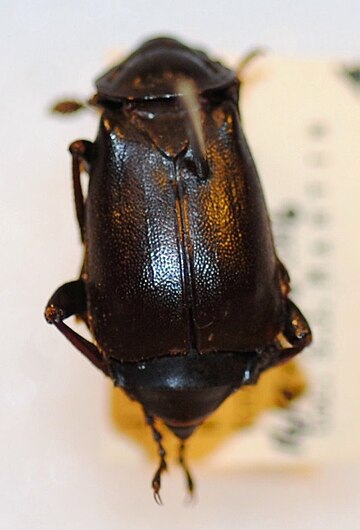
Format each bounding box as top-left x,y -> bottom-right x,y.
178,441 -> 195,500
45,279 -> 109,376
144,412 -> 168,505
275,299 -> 312,364
45,279 -> 87,323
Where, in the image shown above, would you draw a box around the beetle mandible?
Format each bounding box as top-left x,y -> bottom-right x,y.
45,37 -> 312,502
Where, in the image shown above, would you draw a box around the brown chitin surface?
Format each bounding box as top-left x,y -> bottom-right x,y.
84,95 -> 283,361
180,99 -> 283,353
85,107 -> 191,361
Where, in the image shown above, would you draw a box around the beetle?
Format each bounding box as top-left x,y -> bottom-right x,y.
45,36 -> 312,502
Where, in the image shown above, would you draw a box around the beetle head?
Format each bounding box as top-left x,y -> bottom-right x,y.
95,36 -> 237,103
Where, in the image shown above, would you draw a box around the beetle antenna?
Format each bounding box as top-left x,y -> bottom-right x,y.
145,412 -> 168,505
178,441 -> 195,500
176,79 -> 210,181
50,94 -> 100,115
236,48 -> 266,82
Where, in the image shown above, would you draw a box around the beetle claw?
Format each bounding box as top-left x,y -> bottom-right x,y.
153,490 -> 163,506
152,476 -> 163,505
184,491 -> 196,505
151,462 -> 167,505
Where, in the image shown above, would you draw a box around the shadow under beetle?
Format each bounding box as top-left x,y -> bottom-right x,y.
45,37 -> 312,502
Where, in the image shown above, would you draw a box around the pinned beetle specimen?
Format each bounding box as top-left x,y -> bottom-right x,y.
45,37 -> 312,502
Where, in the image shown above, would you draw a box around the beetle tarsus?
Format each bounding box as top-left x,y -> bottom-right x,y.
152,471 -> 165,506
145,412 -> 168,504
178,441 -> 195,500
153,490 -> 163,506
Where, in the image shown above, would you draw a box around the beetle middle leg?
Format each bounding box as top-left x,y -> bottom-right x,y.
45,279 -> 109,376
144,412 -> 168,505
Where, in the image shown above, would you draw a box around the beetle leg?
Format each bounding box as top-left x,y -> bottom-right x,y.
45,279 -> 86,321
144,412 -> 168,505
275,299 -> 312,364
178,441 -> 195,500
277,257 -> 291,296
69,140 -> 94,242
45,280 -> 109,376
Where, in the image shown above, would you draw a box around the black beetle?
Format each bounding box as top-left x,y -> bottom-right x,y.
45,37 -> 312,502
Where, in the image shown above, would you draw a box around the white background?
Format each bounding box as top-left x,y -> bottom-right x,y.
1,2 -> 360,529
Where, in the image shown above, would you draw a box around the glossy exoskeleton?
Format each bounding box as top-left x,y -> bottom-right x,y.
45,37 -> 312,502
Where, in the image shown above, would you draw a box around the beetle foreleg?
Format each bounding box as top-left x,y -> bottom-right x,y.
69,140 -> 94,242
144,412 -> 168,505
45,280 -> 109,376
